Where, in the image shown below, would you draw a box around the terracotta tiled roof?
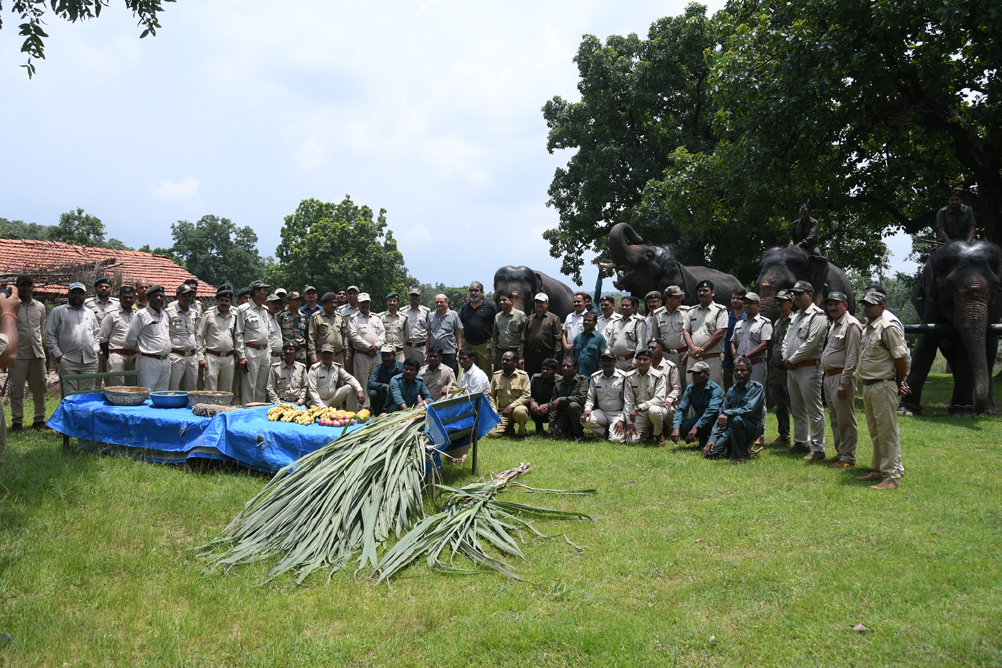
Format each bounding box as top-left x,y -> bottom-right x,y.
0,238 -> 213,299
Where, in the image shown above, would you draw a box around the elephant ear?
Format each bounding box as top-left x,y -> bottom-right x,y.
534,272 -> 545,299
809,256 -> 830,303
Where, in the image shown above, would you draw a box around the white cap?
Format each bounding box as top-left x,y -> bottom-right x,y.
274,287 -> 287,296
358,292 -> 371,302
69,282 -> 87,292
533,292 -> 548,302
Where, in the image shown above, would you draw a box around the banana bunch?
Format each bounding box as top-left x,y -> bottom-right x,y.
267,404 -> 307,423
267,404 -> 373,427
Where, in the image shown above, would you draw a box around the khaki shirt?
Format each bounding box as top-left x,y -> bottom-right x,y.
308,361 -> 362,407
596,312 -> 622,338
821,312 -> 862,384
349,312 -> 386,352
125,306 -> 172,356
268,360 -> 309,404
405,304 -> 431,343
732,313 -> 773,359
623,368 -> 667,414
685,302 -> 728,353
99,305 -> 135,351
268,313 -> 283,355
15,298 -> 46,359
784,303 -> 827,364
84,296 -> 119,327
165,301 -> 200,357
197,306 -> 238,354
237,301 -> 273,356
44,304 -> 100,364
380,311 -> 410,349
492,308 -> 527,358
418,363 -> 456,399
606,314 -> 647,358
654,359 -> 682,407
308,309 -> 350,361
337,304 -> 359,320
857,312 -> 909,381
489,369 -> 531,412
651,306 -> 688,351
584,368 -> 628,412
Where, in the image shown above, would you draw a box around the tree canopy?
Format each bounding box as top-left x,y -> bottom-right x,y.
47,207 -> 107,246
168,215 -> 265,290
267,197 -> 412,303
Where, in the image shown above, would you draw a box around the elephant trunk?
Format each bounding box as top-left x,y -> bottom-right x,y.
609,223 -> 644,269
957,286 -> 992,414
758,283 -> 778,322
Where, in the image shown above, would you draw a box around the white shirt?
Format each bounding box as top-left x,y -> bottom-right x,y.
99,305 -> 136,351
45,304 -> 100,364
84,295 -> 120,326
596,312 -> 622,337
562,310 -> 586,345
125,306 -> 172,356
348,312 -> 386,351
457,364 -> 490,396
732,313 -> 773,358
405,304 -> 431,343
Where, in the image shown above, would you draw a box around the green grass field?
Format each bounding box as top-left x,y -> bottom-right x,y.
1,374 -> 1001,667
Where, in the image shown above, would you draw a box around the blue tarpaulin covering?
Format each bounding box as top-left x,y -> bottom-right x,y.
47,394 -> 363,472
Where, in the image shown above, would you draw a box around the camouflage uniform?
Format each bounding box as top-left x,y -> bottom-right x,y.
279,308 -> 308,362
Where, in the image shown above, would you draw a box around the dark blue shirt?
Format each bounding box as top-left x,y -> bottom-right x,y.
673,380 -> 724,431
722,310 -> 747,369
386,375 -> 433,412
299,304 -> 322,319
369,362 -> 404,393
709,380 -> 765,442
570,330 -> 607,378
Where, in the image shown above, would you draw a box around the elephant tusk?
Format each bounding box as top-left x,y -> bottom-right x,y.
597,262 -> 617,269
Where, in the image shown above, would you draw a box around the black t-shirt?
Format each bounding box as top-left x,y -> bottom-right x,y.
530,373 -> 555,404
459,300 -> 497,345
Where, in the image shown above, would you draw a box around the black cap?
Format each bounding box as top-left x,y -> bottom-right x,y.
147,285 -> 165,297
94,277 -> 112,287
15,275 -> 33,287
321,291 -> 337,304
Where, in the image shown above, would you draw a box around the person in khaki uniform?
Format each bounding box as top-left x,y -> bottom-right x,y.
605,296 -> 647,371
236,280 -> 276,405
125,285 -> 171,391
379,292 -> 410,363
782,280 -> 828,460
348,293 -> 386,406
618,348 -> 669,446
84,276 -> 119,385
0,290 -> 23,460
268,340 -> 309,405
487,351 -> 531,438
650,285 -> 689,369
403,288 -> 431,365
197,285 -> 239,392
683,280 -> 728,386
99,285 -> 138,388
492,291 -> 527,371
821,291 -> 862,468
581,349 -> 628,443
855,292 -> 911,489
166,284 -> 201,391
9,276 -> 47,431
308,292 -> 351,367
308,344 -> 365,410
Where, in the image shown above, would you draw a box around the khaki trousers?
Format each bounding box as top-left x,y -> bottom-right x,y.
687,355 -> 723,388
625,406 -> 670,444
469,341 -> 492,379
488,405 -> 530,437
58,358 -> 99,394
352,350 -> 379,407
137,355 -> 170,391
314,384 -> 358,411
169,352 -> 198,391
824,373 -> 858,464
107,352 -> 138,388
204,354 -> 236,392
9,357 -> 47,425
863,381 -> 901,481
403,343 -> 425,365
242,347 -> 271,405
788,363 -> 825,452
583,408 -> 625,443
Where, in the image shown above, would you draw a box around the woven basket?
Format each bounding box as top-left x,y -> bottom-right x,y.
103,386 -> 151,406
187,391 -> 234,407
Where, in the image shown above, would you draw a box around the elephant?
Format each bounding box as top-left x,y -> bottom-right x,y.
755,245 -> 856,322
899,240 -> 1000,416
493,266 -> 575,321
607,223 -> 743,307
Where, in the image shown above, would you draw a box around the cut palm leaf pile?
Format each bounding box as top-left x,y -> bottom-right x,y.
192,409 -> 428,584
375,463 -> 594,584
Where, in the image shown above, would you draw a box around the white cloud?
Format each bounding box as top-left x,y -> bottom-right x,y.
400,224 -> 433,247
151,176 -> 200,201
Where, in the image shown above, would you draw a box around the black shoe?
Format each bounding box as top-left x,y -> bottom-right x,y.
9,424 -> 22,433
783,442 -> 810,454
30,421 -> 46,430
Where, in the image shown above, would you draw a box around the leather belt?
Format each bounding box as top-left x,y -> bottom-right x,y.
140,352 -> 169,360
750,357 -> 766,365
798,360 -> 818,367
172,349 -> 195,357
395,346 -> 404,352
864,377 -> 897,386
109,348 -> 137,355
270,352 -> 281,357
617,353 -> 635,361
666,347 -> 686,355
826,367 -> 844,376
205,349 -> 234,357
702,353 -> 721,359
246,342 -> 266,350
405,342 -> 425,347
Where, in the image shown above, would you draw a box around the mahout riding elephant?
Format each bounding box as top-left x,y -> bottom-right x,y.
899,240 -> 1000,416
755,245 -> 856,321
493,266 -> 575,321
607,223 -> 742,307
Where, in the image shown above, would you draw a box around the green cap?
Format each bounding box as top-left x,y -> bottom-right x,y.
147,284 -> 165,297
94,277 -> 112,288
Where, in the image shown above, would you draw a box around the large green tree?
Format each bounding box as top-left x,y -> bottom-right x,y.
541,3 -> 717,283
47,207 -> 106,246
0,217 -> 48,240
3,0 -> 173,77
268,197 -> 411,303
168,215 -> 265,289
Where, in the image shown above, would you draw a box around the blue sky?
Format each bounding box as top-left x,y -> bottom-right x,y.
0,0 -> 917,290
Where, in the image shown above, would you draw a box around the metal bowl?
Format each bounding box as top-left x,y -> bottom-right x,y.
149,391 -> 189,408
103,386 -> 151,406
186,390 -> 234,407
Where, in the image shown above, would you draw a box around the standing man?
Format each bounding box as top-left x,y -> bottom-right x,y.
308,292 -> 351,368
650,286 -> 689,373
404,288 -> 431,365
782,280 -> 828,461
300,286 -> 322,320
856,292 -> 911,489
348,293 -> 385,405
166,283 -> 200,391
491,291 -> 526,371
561,292 -> 588,355
731,292 -> 772,388
704,357 -> 765,463
570,311 -> 606,377
936,187 -> 976,243
338,286 -> 361,320
547,355 -> 588,440
124,285 -> 171,391
683,280 -> 728,387
85,276 -> 119,384
380,292 -> 410,363
418,346 -> 457,399
580,349 -> 628,443
596,296 -> 621,337
487,351 -> 531,438
266,294 -> 285,365
134,279 -> 150,310
768,289 -> 795,447
822,291 -> 862,469
721,288 -> 747,392
197,285 -> 238,392
45,282 -> 100,394
183,278 -> 204,320
643,291 -> 663,342
236,287 -> 251,306
456,346 -> 491,395
605,296 -> 647,371
790,203 -> 821,256
670,362 -> 724,448
619,348 -> 668,446
426,293 -> 463,375
267,340 -> 309,406
279,291 -> 308,363
308,344 -> 365,410
236,280 -> 275,405
99,285 -> 137,388
459,282 -> 496,377
522,294 -> 562,380
528,358 -> 558,435
368,345 -> 404,414
9,276 -> 47,431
